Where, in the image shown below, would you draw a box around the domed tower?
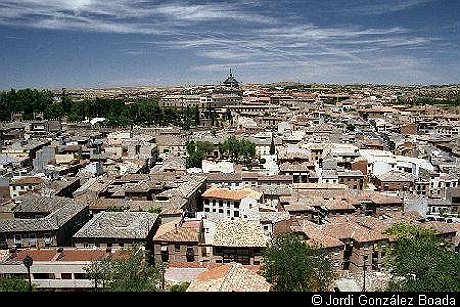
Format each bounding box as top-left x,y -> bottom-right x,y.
222,68 -> 240,89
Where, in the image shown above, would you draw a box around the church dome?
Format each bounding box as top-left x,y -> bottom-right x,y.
222,69 -> 239,88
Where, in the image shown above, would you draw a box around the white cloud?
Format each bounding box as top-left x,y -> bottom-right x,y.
0,0 -> 454,85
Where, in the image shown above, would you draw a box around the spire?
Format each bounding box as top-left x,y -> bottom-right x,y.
229,68 -> 233,77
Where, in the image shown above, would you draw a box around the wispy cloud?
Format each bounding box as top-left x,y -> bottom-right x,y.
0,0 -> 457,85
328,0 -> 436,16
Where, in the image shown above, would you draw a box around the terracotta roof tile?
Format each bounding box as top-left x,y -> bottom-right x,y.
187,263 -> 270,292
214,219 -> 267,248
8,249 -> 58,262
153,220 -> 200,242
202,187 -> 262,201
57,250 -> 108,262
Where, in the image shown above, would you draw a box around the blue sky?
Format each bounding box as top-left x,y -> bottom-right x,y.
1,0 -> 459,89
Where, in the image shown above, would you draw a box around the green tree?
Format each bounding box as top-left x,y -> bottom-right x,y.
385,222 -> 460,292
169,282 -> 190,292
84,256 -> 113,291
186,140 -> 215,169
218,137 -> 257,165
0,275 -> 30,292
107,247 -> 161,292
262,233 -> 336,292
84,246 -> 162,292
44,101 -> 64,120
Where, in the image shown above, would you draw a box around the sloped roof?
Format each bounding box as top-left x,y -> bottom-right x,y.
214,219 -> 267,247
187,262 -> 270,292
0,195 -> 88,232
376,170 -> 417,182
153,219 -> 200,243
73,211 -> 158,239
202,187 -> 262,201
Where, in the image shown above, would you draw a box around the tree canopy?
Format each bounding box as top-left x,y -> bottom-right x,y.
0,275 -> 30,292
0,89 -> 201,129
186,140 -> 215,169
262,233 -> 336,292
385,222 -> 460,292
84,246 -> 162,292
218,136 -> 257,165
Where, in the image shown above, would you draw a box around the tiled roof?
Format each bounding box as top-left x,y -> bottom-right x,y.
421,221 -> 458,235
206,173 -> 242,182
165,266 -> 208,284
11,176 -> 45,185
279,162 -> 313,172
153,220 -> 200,242
202,187 -> 262,201
0,195 -> 88,233
2,248 -> 126,263
259,212 -> 291,223
292,220 -> 345,249
8,249 -> 58,262
376,170 -> 417,182
253,185 -> 293,196
324,199 -> 357,211
57,250 -> 108,262
73,211 -> 158,239
187,262 -> 270,292
13,193 -> 64,213
214,219 -> 267,248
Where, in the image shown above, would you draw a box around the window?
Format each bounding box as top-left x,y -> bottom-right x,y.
161,246 -> 169,262
14,234 -> 21,247
234,202 -> 240,208
219,200 -> 223,207
334,248 -> 340,256
234,211 -> 239,217
61,273 -> 72,279
227,210 -> 230,217
175,244 -> 181,252
29,234 -> 37,247
44,232 -> 52,246
219,209 -> 223,213
204,208 -> 209,212
186,246 -> 195,262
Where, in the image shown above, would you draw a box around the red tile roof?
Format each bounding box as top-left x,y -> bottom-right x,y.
57,250 -> 107,262
8,249 -> 57,262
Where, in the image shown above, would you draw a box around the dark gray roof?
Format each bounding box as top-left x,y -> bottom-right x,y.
73,211 -> 158,239
13,193 -> 63,213
0,195 -> 88,233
